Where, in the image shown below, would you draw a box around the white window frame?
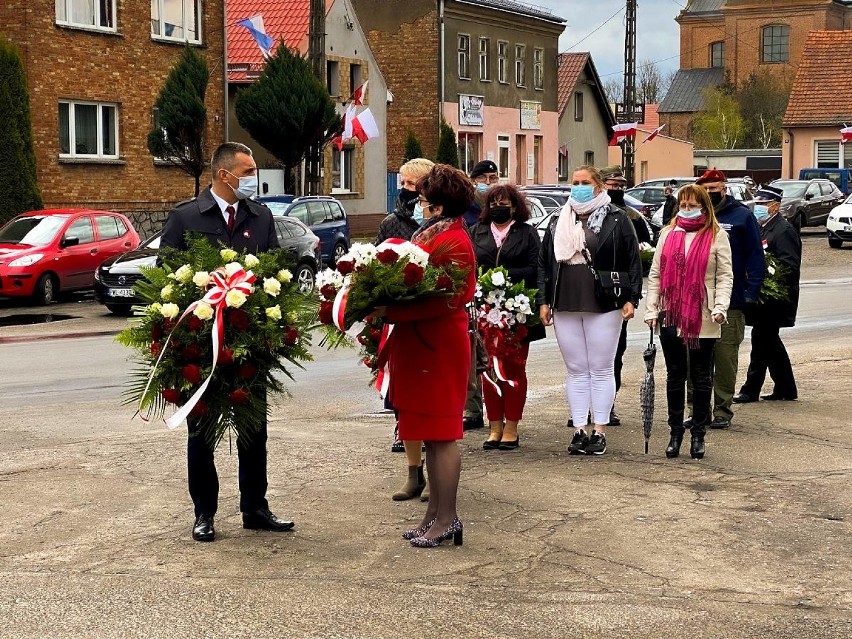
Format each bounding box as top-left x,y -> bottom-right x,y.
59,100 -> 119,159
458,34 -> 471,80
151,0 -> 202,44
331,146 -> 354,193
479,37 -> 490,82
533,47 -> 544,90
497,41 -> 508,84
515,44 -> 526,87
814,140 -> 852,168
498,134 -> 510,179
56,0 -> 117,32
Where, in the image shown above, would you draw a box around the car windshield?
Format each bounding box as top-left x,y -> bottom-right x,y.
775,182 -> 807,198
0,215 -> 68,246
264,202 -> 291,216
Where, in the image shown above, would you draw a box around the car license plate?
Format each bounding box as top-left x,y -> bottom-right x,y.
108,288 -> 135,298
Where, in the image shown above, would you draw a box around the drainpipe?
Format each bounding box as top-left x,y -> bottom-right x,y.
223,3 -> 229,142
439,0 -> 445,129
786,128 -> 794,179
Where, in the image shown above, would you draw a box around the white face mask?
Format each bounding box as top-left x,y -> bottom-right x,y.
677,208 -> 703,219
413,203 -> 425,222
224,170 -> 258,200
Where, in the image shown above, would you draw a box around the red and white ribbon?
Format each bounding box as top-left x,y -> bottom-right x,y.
332,286 -> 349,331
492,356 -> 518,388
374,323 -> 394,397
140,266 -> 256,429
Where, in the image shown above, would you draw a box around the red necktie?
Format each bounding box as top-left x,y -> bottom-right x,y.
226,205 -> 235,232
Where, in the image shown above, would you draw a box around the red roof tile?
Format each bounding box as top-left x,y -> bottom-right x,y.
557,52 -> 589,116
643,103 -> 659,129
227,0 -> 314,82
784,30 -> 852,126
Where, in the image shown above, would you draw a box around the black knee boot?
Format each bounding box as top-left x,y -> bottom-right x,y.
666,428 -> 684,458
690,425 -> 706,460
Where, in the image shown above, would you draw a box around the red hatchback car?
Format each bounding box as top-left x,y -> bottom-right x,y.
0,209 -> 140,304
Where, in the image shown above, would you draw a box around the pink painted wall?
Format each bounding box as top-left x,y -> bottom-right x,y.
782,127 -> 848,180
608,130 -> 694,184
443,103 -> 559,185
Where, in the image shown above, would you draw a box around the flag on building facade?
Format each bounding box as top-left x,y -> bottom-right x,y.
609,122 -> 638,146
236,15 -> 274,59
642,124 -> 666,144
841,126 -> 852,145
351,81 -> 368,106
351,108 -> 380,143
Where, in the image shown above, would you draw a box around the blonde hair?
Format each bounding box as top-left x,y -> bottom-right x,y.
673,184 -> 721,236
573,165 -> 605,189
399,158 -> 435,181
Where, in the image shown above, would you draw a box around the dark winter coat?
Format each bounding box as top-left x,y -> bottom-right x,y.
746,213 -> 802,328
160,186 -> 280,253
714,195 -> 764,310
537,205 -> 643,309
376,193 -> 421,243
469,220 -> 546,341
662,195 -> 677,226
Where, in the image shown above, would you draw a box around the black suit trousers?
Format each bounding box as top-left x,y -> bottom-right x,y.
741,323 -> 797,397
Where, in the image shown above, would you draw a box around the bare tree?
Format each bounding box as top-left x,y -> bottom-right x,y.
637,59 -> 667,104
602,76 -> 623,104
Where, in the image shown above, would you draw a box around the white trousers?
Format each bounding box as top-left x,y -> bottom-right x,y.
553,310 -> 623,427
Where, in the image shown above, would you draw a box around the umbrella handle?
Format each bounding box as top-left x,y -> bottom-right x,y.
648,325 -> 655,347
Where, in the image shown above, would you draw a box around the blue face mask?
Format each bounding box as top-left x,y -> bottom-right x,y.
476,182 -> 489,194
413,203 -> 425,223
225,171 -> 258,200
571,184 -> 595,203
753,204 -> 769,223
677,208 -> 704,219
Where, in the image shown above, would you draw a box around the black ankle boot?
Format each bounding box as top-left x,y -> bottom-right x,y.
665,430 -> 684,458
690,433 -> 705,459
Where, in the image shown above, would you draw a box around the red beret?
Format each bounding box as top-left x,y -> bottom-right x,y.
695,169 -> 727,185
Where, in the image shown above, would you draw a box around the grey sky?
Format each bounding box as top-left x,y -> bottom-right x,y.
534,0 -> 683,80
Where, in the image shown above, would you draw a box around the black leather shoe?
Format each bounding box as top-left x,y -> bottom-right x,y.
463,415 -> 484,430
192,514 -> 215,542
709,416 -> 731,429
665,432 -> 684,458
733,392 -> 758,404
761,392 -> 797,401
608,408 -> 621,426
683,417 -> 695,429
242,508 -> 295,532
690,434 -> 705,459
482,439 -> 501,450
498,438 -> 520,450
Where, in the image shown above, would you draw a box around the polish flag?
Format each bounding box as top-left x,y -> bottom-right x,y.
351,108 -> 380,143
332,135 -> 344,152
558,144 -> 569,157
609,122 -> 638,146
642,124 -> 666,144
351,80 -> 368,106
342,103 -> 357,141
841,126 -> 852,145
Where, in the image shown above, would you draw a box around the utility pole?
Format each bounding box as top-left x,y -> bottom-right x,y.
306,0 -> 326,195
622,0 -> 637,185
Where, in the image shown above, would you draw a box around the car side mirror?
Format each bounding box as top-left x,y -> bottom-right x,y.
60,236 -> 80,248
804,193 -> 813,201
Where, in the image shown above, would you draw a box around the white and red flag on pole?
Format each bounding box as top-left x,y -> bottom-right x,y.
609,122 -> 638,146
558,144 -> 569,157
342,103 -> 357,141
642,124 -> 666,144
350,80 -> 368,106
351,108 -> 380,143
840,126 -> 852,145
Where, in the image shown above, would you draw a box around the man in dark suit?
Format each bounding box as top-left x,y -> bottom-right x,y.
161,142 -> 294,542
734,184 -> 801,403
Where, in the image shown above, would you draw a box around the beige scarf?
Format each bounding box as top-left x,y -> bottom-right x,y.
553,192 -> 611,264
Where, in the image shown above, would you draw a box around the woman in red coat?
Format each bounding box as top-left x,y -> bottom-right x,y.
383,164 -> 477,548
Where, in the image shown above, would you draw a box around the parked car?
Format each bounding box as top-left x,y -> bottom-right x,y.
520,186 -> 571,214
770,178 -> 844,230
636,176 -> 697,188
649,183 -> 756,228
799,168 -> 852,195
257,195 -> 349,266
826,193 -> 852,248
0,209 -> 140,305
626,186 -> 669,215
94,217 -> 321,315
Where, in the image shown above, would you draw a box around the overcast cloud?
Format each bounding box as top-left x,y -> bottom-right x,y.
534,0 -> 683,80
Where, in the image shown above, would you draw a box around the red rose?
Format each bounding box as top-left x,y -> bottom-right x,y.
336,258 -> 355,275
187,315 -> 203,331
238,363 -> 257,380
218,348 -> 234,365
182,344 -> 202,361
228,309 -> 250,331
229,388 -> 250,405
190,401 -> 208,417
318,300 -> 334,325
151,324 -> 163,342
162,319 -> 176,332
150,342 -> 162,357
430,253 -> 452,267
369,328 -> 382,342
362,356 -> 377,369
357,334 -> 368,346
161,388 -> 181,404
320,284 -> 338,300
182,364 -> 202,385
377,248 -> 398,265
515,324 -> 529,340
403,262 -> 425,287
436,274 -> 453,290
283,327 -> 299,346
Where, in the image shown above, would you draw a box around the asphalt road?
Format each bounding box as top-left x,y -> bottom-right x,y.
0,229 -> 850,638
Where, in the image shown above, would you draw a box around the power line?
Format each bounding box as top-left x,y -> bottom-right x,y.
567,6 -> 625,50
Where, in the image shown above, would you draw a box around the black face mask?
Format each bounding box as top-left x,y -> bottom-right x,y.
607,189 -> 625,206
490,206 -> 512,224
398,188 -> 419,210
709,190 -> 724,207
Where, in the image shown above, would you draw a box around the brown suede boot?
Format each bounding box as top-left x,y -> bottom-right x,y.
392,464 -> 425,501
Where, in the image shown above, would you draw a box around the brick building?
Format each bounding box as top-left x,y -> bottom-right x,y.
352,0 -> 565,184
659,0 -> 852,142
0,1 -> 226,236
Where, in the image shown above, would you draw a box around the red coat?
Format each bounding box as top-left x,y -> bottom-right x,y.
385,219 -> 477,440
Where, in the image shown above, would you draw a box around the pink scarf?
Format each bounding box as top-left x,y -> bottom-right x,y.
659,215 -> 713,346
490,221 -> 514,248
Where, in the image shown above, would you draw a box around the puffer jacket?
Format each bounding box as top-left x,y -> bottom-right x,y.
376,193 -> 420,243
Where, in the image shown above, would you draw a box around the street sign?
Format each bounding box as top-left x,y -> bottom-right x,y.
615,102 -> 645,125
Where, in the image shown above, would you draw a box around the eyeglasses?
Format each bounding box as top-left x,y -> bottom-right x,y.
605,182 -> 625,190
417,198 -> 433,209
476,175 -> 499,184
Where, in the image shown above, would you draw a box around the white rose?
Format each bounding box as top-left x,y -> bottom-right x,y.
486,308 -> 502,324
490,271 -> 506,287
193,302 -> 214,321
265,305 -> 282,321
149,302 -> 162,314
225,262 -> 243,277
263,277 -> 282,296
160,303 -> 180,319
160,285 -> 174,301
244,254 -> 260,268
277,269 -> 293,283
516,312 -> 527,324
220,248 -> 238,262
225,289 -> 248,308
192,271 -> 211,288
174,265 -> 193,283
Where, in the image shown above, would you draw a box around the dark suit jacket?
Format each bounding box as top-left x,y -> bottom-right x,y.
160,186 -> 280,253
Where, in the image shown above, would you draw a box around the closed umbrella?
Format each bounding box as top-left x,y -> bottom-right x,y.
640,327 -> 657,454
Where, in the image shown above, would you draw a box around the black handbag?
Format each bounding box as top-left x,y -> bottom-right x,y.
582,226 -> 628,310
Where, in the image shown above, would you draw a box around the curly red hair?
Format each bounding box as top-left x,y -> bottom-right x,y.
416,164 -> 475,218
